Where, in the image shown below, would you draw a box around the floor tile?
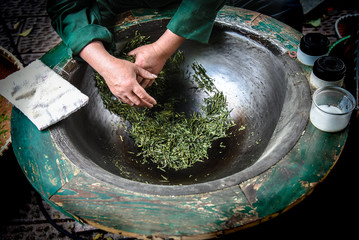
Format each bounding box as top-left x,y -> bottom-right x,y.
20,52 -> 45,65
18,16 -> 61,54
0,0 -> 47,18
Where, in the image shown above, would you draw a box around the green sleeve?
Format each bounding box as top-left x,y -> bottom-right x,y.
47,0 -> 225,56
47,0 -> 113,56
167,0 -> 226,44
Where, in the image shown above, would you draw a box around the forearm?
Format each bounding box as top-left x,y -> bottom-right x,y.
79,40 -> 115,78
127,29 -> 185,76
154,29 -> 185,60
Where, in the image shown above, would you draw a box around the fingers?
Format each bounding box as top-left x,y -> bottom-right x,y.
137,76 -> 154,88
133,86 -> 157,107
129,49 -> 157,89
118,93 -> 153,108
128,49 -> 136,56
136,66 -> 156,88
116,84 -> 156,108
117,95 -> 133,106
125,92 -> 141,106
107,61 -> 157,108
137,66 -> 157,81
140,79 -> 152,88
129,69 -> 156,106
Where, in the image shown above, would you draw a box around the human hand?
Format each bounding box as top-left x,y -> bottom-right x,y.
128,29 -> 186,88
79,41 -> 157,108
128,42 -> 167,88
101,57 -> 157,107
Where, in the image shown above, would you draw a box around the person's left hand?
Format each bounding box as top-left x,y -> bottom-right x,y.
128,42 -> 168,88
128,29 -> 185,88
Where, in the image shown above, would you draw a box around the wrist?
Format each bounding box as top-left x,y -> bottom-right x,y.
79,41 -> 115,74
154,29 -> 185,59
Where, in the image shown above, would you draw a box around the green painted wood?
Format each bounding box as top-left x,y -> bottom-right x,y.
10,42 -> 75,196
10,6 -> 350,238
114,7 -> 176,31
11,108 -> 80,219
50,172 -> 256,237
218,6 -> 302,51
40,42 -> 71,68
240,123 -> 348,218
218,6 -> 260,23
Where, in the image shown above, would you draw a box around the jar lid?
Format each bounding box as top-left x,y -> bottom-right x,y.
299,33 -> 330,56
313,56 -> 346,81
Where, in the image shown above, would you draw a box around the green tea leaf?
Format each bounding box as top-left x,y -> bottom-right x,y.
19,27 -> 32,37
95,31 -> 235,171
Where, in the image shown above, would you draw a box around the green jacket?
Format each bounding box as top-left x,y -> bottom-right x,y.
47,0 -> 226,56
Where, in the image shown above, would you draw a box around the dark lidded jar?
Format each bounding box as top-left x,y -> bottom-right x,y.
310,56 -> 346,89
297,33 -> 330,66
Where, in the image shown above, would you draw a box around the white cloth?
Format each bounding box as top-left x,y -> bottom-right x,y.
0,60 -> 88,130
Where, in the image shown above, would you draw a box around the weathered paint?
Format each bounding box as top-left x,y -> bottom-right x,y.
240,123 -> 347,218
218,6 -> 260,23
40,42 -> 71,69
11,108 -> 79,219
50,172 -> 256,236
11,6 -> 349,239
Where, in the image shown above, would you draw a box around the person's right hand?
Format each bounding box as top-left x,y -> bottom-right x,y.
79,41 -> 157,108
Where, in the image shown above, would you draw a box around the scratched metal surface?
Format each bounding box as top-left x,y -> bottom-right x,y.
50,17 -> 310,195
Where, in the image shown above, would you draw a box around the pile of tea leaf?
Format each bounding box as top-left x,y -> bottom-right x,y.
95,32 -> 235,171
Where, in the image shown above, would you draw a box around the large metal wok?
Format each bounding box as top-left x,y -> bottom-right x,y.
50,19 -> 310,195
